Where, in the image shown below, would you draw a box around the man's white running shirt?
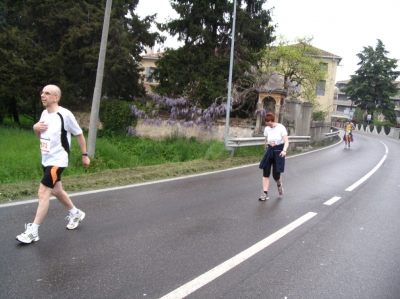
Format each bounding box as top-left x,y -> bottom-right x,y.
39,107 -> 82,167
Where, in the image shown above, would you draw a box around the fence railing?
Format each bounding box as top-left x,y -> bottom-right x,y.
323,127 -> 340,138
332,122 -> 400,139
226,135 -> 311,148
226,127 -> 341,155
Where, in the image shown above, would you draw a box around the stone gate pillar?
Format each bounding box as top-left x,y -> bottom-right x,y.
282,98 -> 313,136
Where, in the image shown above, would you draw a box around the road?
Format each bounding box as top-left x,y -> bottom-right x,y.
1,131 -> 399,299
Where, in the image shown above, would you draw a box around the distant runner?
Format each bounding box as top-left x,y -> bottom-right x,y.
344,119 -> 355,149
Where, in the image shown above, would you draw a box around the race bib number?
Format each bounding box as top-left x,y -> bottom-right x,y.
40,138 -> 50,153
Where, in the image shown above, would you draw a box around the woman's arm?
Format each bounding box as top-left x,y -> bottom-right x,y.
280,135 -> 289,157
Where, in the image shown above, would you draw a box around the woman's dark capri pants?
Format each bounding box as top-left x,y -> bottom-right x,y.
262,144 -> 285,181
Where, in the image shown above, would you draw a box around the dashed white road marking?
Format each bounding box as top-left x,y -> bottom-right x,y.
159,212 -> 317,299
324,196 -> 341,206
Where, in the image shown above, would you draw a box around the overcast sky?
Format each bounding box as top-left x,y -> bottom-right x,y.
136,0 -> 400,81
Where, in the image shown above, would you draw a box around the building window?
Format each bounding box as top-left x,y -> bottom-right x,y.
145,67 -> 156,82
320,63 -> 328,71
316,80 -> 326,96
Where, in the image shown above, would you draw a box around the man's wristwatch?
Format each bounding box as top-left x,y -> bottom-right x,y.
82,153 -> 88,156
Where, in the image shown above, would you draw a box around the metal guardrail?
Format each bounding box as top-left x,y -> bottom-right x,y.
226,136 -> 311,148
323,131 -> 340,138
226,128 -> 340,156
324,127 -> 340,138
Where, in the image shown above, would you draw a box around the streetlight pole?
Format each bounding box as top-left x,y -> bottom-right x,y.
224,0 -> 237,153
87,0 -> 112,158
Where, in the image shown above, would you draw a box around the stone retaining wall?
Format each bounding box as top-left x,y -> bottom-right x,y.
135,119 -> 255,141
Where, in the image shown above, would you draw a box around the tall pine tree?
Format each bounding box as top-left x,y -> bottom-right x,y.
342,39 -> 399,124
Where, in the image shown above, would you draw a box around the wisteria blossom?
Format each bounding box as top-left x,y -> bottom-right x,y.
126,94 -> 232,136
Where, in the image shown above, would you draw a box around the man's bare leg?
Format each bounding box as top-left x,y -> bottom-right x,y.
33,183 -> 53,225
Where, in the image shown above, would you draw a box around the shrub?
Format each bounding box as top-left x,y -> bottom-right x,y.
372,120 -> 394,127
312,110 -> 327,121
99,99 -> 135,134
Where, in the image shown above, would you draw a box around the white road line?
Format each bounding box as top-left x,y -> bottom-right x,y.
345,141 -> 388,192
1,138 -> 343,208
0,164 -> 258,208
324,196 -> 341,206
159,212 -> 318,299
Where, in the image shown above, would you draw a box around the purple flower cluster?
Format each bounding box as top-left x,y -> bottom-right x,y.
254,108 -> 266,118
126,126 -> 137,136
127,94 -> 232,136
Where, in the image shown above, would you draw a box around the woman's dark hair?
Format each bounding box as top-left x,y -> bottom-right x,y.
265,112 -> 275,122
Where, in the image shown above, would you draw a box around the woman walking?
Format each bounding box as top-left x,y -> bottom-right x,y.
259,112 -> 289,201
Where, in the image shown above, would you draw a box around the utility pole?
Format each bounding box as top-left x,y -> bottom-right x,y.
224,0 -> 237,154
87,0 -> 112,157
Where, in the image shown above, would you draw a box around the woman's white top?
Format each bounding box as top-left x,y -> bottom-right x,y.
263,123 -> 288,145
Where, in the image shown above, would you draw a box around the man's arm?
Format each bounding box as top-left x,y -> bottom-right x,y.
76,134 -> 90,168
33,121 -> 47,137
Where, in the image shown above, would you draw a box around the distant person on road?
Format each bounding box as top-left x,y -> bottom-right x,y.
258,112 -> 289,201
343,119 -> 355,149
16,84 -> 90,244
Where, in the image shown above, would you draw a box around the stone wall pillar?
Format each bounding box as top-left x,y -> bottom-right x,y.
255,100 -> 264,134
282,98 -> 313,136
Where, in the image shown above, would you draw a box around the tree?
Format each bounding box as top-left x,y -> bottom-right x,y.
152,0 -> 275,108
0,1 -> 44,124
228,37 -> 328,118
261,37 -> 328,103
0,0 -> 162,124
342,39 -> 400,124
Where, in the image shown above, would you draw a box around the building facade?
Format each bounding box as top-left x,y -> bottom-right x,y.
140,46 -> 342,122
140,47 -> 163,94
305,49 -> 341,122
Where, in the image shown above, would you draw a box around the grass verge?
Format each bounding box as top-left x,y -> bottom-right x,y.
0,157 -> 260,203
0,125 -> 339,204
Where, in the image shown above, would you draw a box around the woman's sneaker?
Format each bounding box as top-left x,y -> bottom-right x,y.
278,184 -> 284,195
259,192 -> 269,201
16,223 -> 39,243
66,209 -> 85,230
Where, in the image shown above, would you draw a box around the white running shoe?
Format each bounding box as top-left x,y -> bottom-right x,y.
259,192 -> 269,201
278,184 -> 284,195
16,223 -> 39,243
66,209 -> 85,230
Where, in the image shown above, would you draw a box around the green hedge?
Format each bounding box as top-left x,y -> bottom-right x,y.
99,99 -> 135,134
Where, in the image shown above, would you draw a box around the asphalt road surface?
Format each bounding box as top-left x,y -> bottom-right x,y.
1,131 -> 399,299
